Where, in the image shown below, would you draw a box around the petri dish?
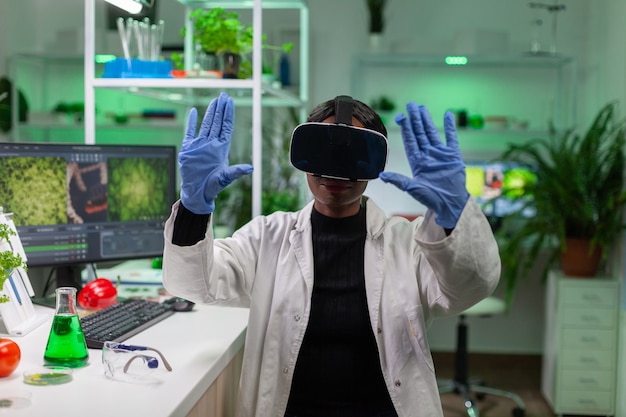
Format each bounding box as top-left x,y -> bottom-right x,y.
0,390 -> 31,412
23,366 -> 73,386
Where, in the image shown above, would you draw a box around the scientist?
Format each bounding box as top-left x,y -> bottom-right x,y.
162,92 -> 500,417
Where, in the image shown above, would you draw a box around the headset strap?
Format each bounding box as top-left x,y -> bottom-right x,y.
334,95 -> 353,126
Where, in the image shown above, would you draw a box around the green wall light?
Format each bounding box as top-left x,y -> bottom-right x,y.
445,56 -> 468,65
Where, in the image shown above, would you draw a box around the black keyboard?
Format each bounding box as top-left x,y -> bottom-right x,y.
80,299 -> 175,349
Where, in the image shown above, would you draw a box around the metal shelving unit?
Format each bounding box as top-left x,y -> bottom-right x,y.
83,0 -> 309,217
8,53 -> 85,142
350,52 -> 577,134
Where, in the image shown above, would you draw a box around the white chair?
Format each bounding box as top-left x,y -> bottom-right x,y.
437,297 -> 526,417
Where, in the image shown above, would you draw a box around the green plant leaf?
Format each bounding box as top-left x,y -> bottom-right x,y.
0,223 -> 27,303
186,7 -> 294,77
495,101 -> 626,308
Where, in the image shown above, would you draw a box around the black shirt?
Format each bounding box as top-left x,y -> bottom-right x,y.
285,206 -> 396,417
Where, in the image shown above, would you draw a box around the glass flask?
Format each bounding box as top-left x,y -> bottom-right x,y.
43,287 -> 89,368
529,17 -> 545,54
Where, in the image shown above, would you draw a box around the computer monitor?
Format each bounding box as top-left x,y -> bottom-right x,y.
0,143 -> 177,287
465,160 -> 537,220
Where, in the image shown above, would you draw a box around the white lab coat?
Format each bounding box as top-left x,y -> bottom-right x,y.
162,196 -> 500,417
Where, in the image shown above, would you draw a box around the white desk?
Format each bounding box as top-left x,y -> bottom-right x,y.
1,303 -> 249,417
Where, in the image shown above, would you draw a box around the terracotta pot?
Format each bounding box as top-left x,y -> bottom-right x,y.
559,237 -> 602,277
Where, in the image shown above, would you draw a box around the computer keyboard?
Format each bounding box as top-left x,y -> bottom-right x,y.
80,299 -> 175,349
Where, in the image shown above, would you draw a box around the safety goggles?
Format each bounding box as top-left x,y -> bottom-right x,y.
102,342 -> 172,383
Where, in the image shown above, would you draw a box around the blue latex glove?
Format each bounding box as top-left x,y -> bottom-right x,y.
179,92 -> 253,214
379,102 -> 469,229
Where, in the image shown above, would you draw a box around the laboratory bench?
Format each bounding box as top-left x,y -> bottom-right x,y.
1,302 -> 249,417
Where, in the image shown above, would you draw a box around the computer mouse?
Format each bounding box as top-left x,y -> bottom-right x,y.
165,297 -> 195,312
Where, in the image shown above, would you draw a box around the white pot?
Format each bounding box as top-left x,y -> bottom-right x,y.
369,33 -> 384,52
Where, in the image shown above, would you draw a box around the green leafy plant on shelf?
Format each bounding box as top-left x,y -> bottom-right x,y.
260,107 -> 302,214
370,95 -> 396,112
0,223 -> 27,304
189,7 -> 254,55
367,0 -> 387,34
182,7 -> 293,79
370,95 -> 396,126
0,76 -> 29,133
495,101 -> 626,307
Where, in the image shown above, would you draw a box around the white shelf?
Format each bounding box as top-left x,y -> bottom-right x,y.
8,53 -> 87,141
354,53 -> 574,68
83,0 -> 309,218
19,122 -> 183,130
351,52 -> 576,134
91,77 -> 255,89
91,79 -> 304,107
9,52 -> 83,63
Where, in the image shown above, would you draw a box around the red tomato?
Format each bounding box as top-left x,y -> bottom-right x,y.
0,338 -> 21,377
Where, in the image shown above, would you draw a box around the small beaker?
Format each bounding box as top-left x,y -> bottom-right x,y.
43,287 -> 89,368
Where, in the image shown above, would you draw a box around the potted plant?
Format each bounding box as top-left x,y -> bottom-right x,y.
495,101 -> 626,306
0,77 -> 29,133
186,7 -> 293,79
367,0 -> 386,34
0,223 -> 27,304
366,0 -> 387,51
370,95 -> 396,126
187,7 -> 252,78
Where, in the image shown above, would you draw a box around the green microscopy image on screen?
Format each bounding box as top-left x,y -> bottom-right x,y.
107,157 -> 171,222
0,156 -> 66,226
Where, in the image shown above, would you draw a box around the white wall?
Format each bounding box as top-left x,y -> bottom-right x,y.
306,0 -> 594,109
304,0 -> 625,356
1,0 -> 625,356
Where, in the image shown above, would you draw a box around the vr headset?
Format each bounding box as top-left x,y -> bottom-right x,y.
289,95 -> 388,181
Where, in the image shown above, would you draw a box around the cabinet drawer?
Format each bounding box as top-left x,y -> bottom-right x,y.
559,369 -> 614,390
557,389 -> 614,413
561,307 -> 616,328
562,328 -> 615,350
561,349 -> 615,369
560,285 -> 616,308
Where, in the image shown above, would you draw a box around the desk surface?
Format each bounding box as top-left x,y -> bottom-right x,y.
1,303 -> 249,417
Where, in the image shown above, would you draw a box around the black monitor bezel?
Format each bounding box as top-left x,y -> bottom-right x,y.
0,142 -> 177,270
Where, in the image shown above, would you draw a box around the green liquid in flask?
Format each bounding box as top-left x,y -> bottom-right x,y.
43,288 -> 89,368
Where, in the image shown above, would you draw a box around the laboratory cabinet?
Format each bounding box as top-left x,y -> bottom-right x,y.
541,271 -> 619,416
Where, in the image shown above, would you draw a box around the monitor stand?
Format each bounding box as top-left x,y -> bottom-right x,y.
55,265 -> 84,291
31,265 -> 83,309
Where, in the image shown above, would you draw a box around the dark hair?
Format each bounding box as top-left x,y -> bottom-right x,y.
306,97 -> 388,138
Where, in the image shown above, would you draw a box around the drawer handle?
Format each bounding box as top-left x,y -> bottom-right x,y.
578,377 -> 597,385
582,294 -> 601,302
580,356 -> 597,364
581,336 -> 598,343
579,399 -> 597,405
580,314 -> 600,322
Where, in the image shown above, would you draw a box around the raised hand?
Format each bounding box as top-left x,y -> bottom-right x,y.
379,102 -> 469,229
178,92 -> 253,214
